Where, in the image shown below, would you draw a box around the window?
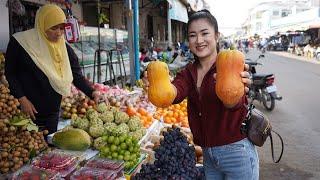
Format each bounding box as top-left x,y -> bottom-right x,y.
281,9 -> 292,17
273,10 -> 279,16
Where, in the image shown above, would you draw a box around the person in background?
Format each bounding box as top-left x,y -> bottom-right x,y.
144,9 -> 258,180
139,48 -> 150,62
162,46 -> 173,63
5,4 -> 102,134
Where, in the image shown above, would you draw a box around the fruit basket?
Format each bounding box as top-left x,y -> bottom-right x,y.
31,151 -> 79,177
11,165 -> 62,180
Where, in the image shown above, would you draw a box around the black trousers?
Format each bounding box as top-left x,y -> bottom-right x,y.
35,111 -> 60,134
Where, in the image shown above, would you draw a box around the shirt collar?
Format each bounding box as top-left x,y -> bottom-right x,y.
187,60 -> 216,84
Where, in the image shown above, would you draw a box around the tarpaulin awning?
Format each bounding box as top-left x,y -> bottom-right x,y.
271,20 -> 320,33
167,0 -> 188,23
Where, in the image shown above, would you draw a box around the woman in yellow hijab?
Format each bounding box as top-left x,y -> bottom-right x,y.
5,4 -> 101,134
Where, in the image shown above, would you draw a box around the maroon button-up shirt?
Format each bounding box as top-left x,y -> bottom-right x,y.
172,61 -> 247,147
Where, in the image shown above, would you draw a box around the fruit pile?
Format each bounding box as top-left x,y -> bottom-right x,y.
61,92 -> 96,119
0,53 -> 4,75
0,84 -> 21,119
0,118 -> 48,174
126,106 -> 155,128
0,53 -> 8,86
153,99 -> 189,127
98,134 -> 141,170
70,103 -> 146,146
133,127 -> 202,179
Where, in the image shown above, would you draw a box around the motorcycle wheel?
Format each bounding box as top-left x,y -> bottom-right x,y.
262,92 -> 275,111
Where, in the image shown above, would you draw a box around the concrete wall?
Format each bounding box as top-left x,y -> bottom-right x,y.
110,3 -> 125,29
0,1 -> 9,52
139,6 -> 168,49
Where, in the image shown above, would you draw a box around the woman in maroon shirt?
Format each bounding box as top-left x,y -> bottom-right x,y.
175,10 -> 258,180
145,10 -> 259,180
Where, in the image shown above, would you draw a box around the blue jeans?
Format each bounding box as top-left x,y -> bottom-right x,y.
203,138 -> 259,180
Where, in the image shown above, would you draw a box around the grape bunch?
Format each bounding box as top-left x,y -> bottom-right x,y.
133,127 -> 202,180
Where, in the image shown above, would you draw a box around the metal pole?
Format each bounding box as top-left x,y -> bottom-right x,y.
133,0 -> 140,80
126,0 -> 136,86
167,2 -> 172,47
97,0 -> 102,83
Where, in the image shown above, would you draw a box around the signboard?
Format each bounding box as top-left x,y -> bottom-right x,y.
167,0 -> 188,23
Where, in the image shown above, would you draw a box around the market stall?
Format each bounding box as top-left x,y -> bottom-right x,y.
0,52 -> 204,179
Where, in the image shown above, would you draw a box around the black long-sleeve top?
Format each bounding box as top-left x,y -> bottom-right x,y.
5,37 -> 94,115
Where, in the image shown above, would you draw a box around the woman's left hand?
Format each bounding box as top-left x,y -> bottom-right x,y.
241,64 -> 252,93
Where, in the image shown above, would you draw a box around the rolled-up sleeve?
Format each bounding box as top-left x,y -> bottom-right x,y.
172,69 -> 190,104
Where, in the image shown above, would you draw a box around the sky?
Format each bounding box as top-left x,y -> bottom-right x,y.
207,0 -> 264,36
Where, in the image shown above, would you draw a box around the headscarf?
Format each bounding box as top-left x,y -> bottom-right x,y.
13,4 -> 73,96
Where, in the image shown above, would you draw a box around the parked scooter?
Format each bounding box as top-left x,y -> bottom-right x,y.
246,54 -> 282,111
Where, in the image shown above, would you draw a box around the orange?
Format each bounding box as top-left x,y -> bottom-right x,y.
164,116 -> 172,124
166,111 -> 173,117
138,108 -> 148,116
126,106 -> 137,116
173,112 -> 179,119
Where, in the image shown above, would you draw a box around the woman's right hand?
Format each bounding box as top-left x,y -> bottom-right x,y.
18,96 -> 38,120
142,70 -> 149,90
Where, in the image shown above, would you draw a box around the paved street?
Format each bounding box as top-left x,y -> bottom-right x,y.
244,49 -> 320,180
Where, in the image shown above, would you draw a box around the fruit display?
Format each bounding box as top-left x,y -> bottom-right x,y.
133,127 -> 202,179
0,84 -> 21,119
0,118 -> 48,174
52,128 -> 92,151
153,99 -> 189,128
0,53 -> 8,86
69,103 -> 146,147
11,165 -> 62,180
147,61 -> 176,108
32,151 -> 79,177
61,84 -> 156,119
98,134 -> 141,170
216,50 -> 245,107
60,90 -> 96,119
0,53 -> 5,75
126,107 -> 155,128
142,124 -> 203,165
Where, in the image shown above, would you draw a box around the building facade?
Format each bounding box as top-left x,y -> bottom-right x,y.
242,0 -> 313,37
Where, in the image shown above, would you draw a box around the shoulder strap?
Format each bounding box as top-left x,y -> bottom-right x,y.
269,130 -> 284,163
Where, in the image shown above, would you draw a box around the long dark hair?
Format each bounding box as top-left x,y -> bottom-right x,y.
187,9 -> 220,56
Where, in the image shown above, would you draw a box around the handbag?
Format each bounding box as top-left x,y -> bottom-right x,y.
241,104 -> 284,163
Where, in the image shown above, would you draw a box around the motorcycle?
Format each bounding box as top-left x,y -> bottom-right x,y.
246,54 -> 282,111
